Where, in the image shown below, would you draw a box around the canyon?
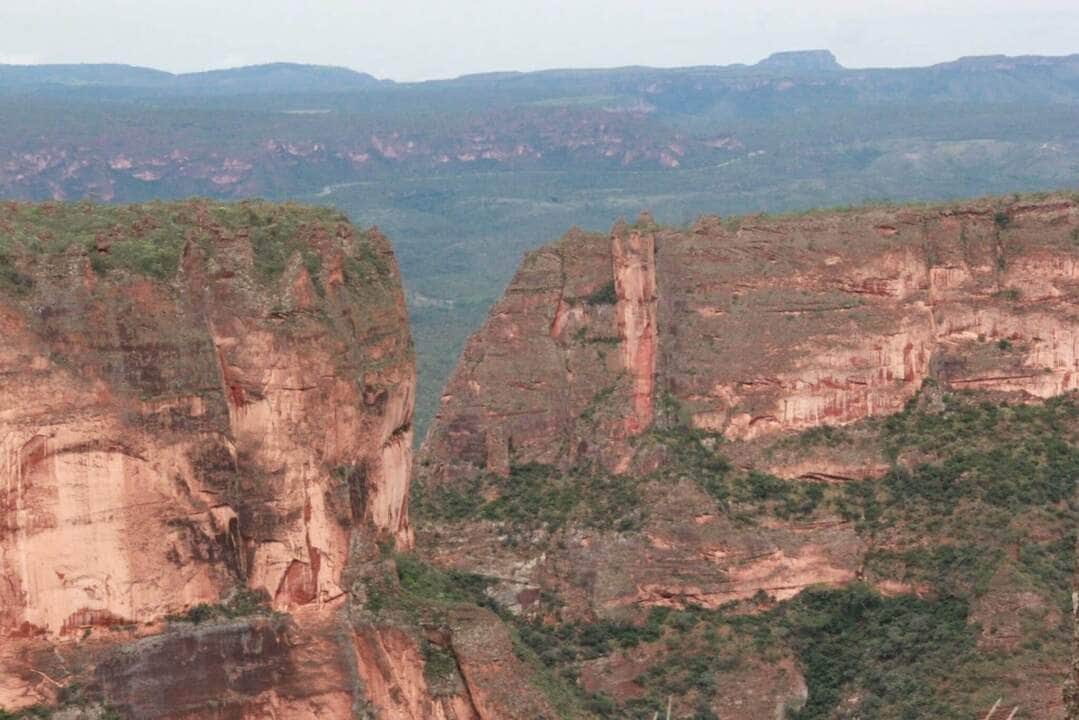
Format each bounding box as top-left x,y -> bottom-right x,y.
0,193 -> 1076,718
0,201 -> 546,719
5,52 -> 1079,444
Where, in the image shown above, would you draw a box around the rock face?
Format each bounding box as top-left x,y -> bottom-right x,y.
353,608 -> 558,720
0,200 -> 629,719
421,195 -> 1079,479
0,201 -> 413,635
1068,537 -> 1079,720
415,193 -> 1079,718
0,201 -> 420,714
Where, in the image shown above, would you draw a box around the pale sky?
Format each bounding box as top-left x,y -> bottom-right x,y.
1,0 -> 1077,81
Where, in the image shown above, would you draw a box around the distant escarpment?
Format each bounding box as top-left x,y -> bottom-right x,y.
414,193 -> 1079,719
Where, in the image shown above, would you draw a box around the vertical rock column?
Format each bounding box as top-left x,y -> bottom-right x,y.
612,228 -> 657,436
1067,534 -> 1078,719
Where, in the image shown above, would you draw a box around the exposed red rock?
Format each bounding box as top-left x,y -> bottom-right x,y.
1068,536 -> 1078,720
422,196 -> 1079,478
416,194 -> 1079,718
352,624 -> 481,720
351,606 -> 559,720
3,194 -> 1076,718
612,223 -> 658,437
0,201 -> 416,714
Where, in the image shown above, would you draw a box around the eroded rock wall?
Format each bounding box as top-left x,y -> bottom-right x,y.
1068,536 -> 1078,720
421,195 -> 1079,478
416,195 -> 1079,718
0,200 -> 415,714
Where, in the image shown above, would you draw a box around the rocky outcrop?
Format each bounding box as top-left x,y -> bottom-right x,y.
0,200 -> 415,714
421,195 -> 1079,479
352,625 -> 480,720
1068,536 -> 1078,720
416,194 -> 1079,718
612,225 -> 658,436
351,606 -> 559,720
96,610 -> 356,719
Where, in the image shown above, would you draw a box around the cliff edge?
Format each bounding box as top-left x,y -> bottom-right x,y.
0,200 -> 418,716
415,193 -> 1079,719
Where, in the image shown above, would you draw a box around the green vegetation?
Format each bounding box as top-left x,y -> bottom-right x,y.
364,551 -> 495,620
0,200 -> 357,284
994,287 -> 1021,301
0,708 -> 53,720
649,391 -> 1079,536
650,426 -> 827,520
164,588 -> 274,624
0,700 -> 122,720
409,391 -> 1076,717
792,424 -> 853,448
584,280 -> 618,305
867,544 -> 1001,597
412,462 -> 645,539
0,249 -> 33,295
877,392 -> 1077,511
419,640 -> 460,693
783,585 -> 977,719
502,581 -> 985,720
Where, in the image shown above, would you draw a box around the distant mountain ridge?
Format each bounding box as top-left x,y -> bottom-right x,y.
0,61 -> 384,93
3,50 -> 1078,96
756,48 -> 843,71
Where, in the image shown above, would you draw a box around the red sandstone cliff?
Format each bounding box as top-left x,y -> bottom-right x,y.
0,200 -> 414,714
0,201 -> 552,719
0,200 -> 416,625
3,195 -> 1076,719
1068,538 -> 1078,720
422,196 -> 1079,478
416,194 -> 1079,718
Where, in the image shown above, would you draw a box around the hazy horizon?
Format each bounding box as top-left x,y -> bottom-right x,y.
3,0 -> 1078,82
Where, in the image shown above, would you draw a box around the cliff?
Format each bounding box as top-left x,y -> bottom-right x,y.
422,195 -> 1079,478
415,193 -> 1079,718
1069,536 -> 1079,720
0,200 -> 635,719
3,194 -> 1075,718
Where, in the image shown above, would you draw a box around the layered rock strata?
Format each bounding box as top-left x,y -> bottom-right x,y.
0,201 -> 425,717
422,195 -> 1079,478
417,194 -> 1079,718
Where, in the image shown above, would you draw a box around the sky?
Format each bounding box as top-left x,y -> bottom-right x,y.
1,0 -> 1077,81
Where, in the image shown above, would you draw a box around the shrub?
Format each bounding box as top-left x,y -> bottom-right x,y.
585,280 -> 617,305
413,462 -> 645,537
0,251 -> 33,295
783,585 -> 976,719
165,588 -> 272,624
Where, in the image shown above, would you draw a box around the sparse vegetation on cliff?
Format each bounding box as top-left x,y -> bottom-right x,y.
650,426 -> 828,520
0,708 -> 52,720
164,588 -> 275,625
584,280 -> 617,305
0,701 -> 121,720
412,390 -> 1077,718
0,200 -> 385,288
412,462 -> 645,539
